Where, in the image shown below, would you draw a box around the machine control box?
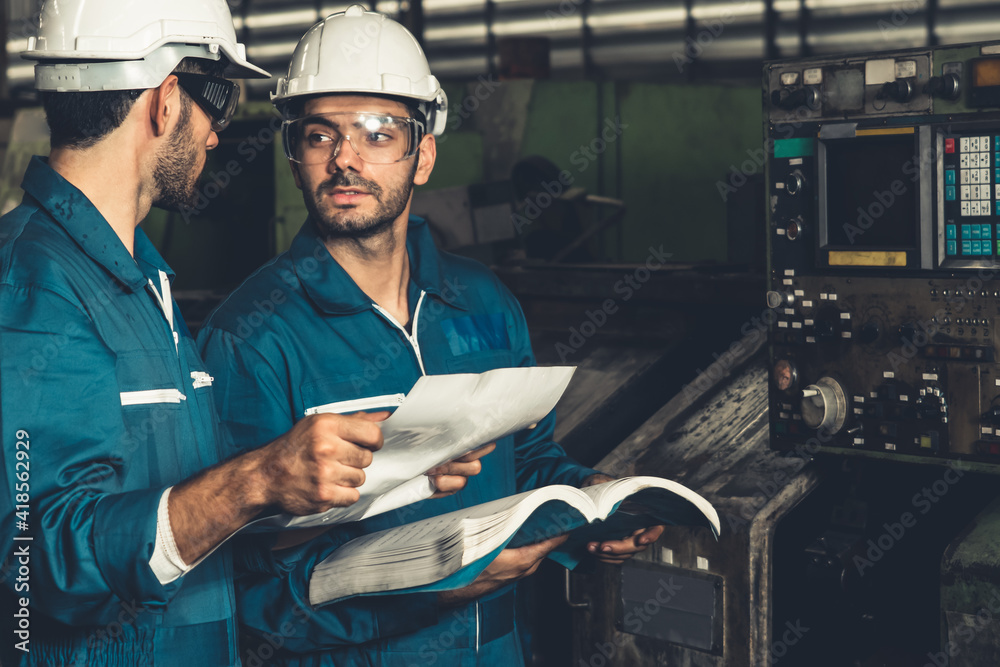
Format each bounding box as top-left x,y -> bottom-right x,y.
766,42 -> 1000,469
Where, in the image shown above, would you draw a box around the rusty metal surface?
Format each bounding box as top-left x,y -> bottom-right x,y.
552,344 -> 669,444
942,496 -> 1000,666
570,332 -> 819,666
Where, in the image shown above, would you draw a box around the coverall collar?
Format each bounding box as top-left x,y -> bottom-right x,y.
20,156 -> 175,293
290,215 -> 470,315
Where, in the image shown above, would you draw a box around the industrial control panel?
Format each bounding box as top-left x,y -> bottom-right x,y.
766,42 -> 1000,468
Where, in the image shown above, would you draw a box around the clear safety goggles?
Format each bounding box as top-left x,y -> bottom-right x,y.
174,72 -> 240,133
282,112 -> 424,165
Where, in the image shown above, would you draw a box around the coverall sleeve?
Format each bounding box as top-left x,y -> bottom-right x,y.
198,326 -> 443,651
0,283 -> 179,626
494,278 -> 604,492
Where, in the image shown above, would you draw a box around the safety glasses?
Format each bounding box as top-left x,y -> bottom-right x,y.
173,72 -> 240,133
282,112 -> 424,165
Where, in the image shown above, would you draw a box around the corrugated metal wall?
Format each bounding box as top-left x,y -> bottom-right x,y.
5,0 -> 999,93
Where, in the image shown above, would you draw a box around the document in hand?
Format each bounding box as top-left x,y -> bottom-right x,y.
249,366 -> 577,530
308,476 -> 720,607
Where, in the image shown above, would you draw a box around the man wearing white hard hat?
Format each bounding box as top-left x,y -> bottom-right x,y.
0,2 -> 482,664
199,7 -> 664,665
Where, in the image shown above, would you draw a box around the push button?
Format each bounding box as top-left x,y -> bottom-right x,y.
945,138 -> 956,153
946,185 -> 956,201
963,240 -> 973,254
946,224 -> 957,239
947,240 -> 958,255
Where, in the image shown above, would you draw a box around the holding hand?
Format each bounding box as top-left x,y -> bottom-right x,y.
260,411 -> 386,515
438,534 -> 568,607
426,442 -> 496,498
581,473 -> 667,564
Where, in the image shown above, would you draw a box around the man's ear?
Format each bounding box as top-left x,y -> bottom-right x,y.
413,134 -> 437,187
149,75 -> 181,138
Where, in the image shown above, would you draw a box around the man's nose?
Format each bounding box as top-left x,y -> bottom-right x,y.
330,134 -> 362,172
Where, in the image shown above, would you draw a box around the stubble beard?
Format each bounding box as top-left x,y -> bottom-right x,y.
307,158 -> 418,244
152,98 -> 201,212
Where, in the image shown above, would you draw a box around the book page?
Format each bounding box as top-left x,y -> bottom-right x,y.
247,366 -> 576,530
548,476 -> 721,569
313,489 -> 554,573
309,485 -> 594,604
308,479 -> 721,605
579,476 -> 720,535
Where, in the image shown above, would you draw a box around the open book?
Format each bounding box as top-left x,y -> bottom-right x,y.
308,476 -> 720,606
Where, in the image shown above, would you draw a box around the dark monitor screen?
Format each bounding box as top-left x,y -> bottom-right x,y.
822,135 -> 919,249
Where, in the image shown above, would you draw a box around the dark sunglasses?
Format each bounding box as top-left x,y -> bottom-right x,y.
173,72 -> 240,133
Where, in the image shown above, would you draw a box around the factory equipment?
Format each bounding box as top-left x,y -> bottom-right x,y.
765,41 -> 1000,664
766,41 -> 1000,467
556,40 -> 1000,667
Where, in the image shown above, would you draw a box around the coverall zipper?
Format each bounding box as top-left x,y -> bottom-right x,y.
372,291 -> 427,375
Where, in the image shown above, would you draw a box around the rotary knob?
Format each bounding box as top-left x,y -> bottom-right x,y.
801,377 -> 848,434
881,79 -> 913,103
785,170 -> 806,196
860,320 -> 880,344
926,73 -> 961,101
767,291 -> 794,309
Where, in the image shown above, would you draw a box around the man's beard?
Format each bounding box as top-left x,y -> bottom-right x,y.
152,99 -> 200,212
307,158 -> 418,241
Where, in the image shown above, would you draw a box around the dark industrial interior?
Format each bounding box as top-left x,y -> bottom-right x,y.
5,0 -> 1000,664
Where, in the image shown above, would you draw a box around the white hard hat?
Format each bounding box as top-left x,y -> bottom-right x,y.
23,0 -> 269,92
273,5 -> 448,136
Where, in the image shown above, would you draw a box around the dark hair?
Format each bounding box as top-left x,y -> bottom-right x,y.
41,55 -> 229,149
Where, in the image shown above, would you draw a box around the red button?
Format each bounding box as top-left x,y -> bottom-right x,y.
945,138 -> 956,154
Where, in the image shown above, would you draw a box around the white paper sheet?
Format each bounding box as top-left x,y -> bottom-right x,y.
248,366 -> 576,530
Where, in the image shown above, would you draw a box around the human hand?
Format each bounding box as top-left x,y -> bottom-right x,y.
426,443 -> 496,498
581,473 -> 616,487
438,534 -> 568,607
586,525 -> 666,564
260,411 -> 386,515
580,473 -> 664,563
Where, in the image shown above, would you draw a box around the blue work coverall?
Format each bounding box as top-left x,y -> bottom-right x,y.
0,158 -> 240,666
198,217 -> 600,667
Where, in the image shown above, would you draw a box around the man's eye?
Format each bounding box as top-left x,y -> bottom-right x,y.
365,132 -> 393,144
306,132 -> 334,145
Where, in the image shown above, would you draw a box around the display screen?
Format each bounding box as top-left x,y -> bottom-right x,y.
822,135 -> 919,249
973,58 -> 1000,88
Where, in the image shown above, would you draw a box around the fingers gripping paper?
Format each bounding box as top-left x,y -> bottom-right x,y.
249,366 -> 576,530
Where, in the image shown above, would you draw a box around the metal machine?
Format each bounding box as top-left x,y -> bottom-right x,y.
557,40 -> 1000,667
766,41 -> 1000,467
765,41 -> 1000,665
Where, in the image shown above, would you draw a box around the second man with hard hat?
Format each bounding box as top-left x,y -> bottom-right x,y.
200,6 -> 662,666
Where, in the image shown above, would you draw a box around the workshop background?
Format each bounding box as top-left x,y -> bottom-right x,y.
4,1 -> 1000,666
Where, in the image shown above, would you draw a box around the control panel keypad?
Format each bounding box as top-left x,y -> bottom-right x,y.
944,134 -> 999,257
